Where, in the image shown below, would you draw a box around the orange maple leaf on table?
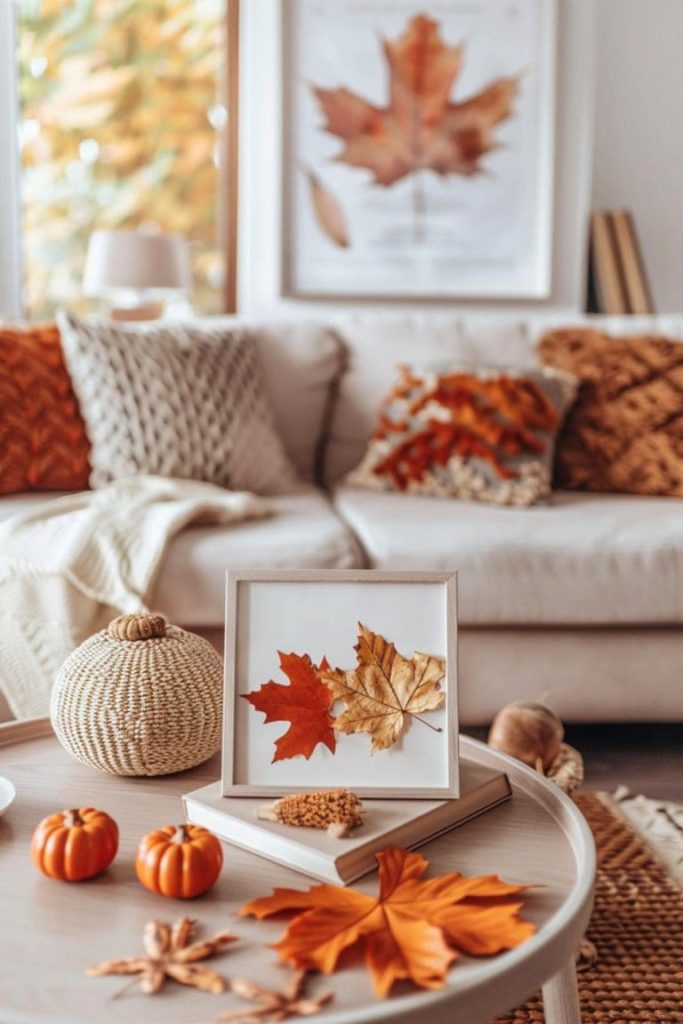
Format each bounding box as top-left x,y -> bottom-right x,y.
243,653 -> 335,763
312,14 -> 519,188
240,846 -> 535,997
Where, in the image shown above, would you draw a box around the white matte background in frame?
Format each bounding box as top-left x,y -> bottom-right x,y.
222,570 -> 459,798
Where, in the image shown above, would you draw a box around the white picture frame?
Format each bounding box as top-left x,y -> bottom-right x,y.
222,569 -> 459,799
281,0 -> 557,300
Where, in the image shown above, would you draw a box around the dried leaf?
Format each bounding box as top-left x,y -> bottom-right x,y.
216,969 -> 333,1022
303,167 -> 350,248
244,653 -> 336,762
240,846 -> 535,997
321,623 -> 445,752
87,916 -> 237,997
312,14 -> 519,186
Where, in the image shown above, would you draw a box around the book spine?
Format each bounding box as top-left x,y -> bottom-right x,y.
613,209 -> 655,315
590,211 -> 627,315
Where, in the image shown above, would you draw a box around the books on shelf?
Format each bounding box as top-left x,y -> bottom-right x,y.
587,209 -> 654,315
183,760 -> 511,885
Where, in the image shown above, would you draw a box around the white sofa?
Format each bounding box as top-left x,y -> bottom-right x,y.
3,313 -> 682,724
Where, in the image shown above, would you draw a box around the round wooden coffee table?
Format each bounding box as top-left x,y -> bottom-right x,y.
0,719 -> 594,1024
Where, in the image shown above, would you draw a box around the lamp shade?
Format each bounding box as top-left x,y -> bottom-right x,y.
83,229 -> 192,296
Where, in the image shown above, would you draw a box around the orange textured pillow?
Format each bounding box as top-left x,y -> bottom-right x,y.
0,324 -> 90,494
538,327 -> 683,496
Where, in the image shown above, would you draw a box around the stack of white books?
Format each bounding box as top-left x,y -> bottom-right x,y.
183,759 -> 510,885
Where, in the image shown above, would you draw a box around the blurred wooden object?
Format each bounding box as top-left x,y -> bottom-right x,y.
587,209 -> 654,314
611,210 -> 655,314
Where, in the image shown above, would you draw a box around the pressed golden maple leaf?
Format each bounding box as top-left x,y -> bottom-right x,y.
244,653 -> 336,763
312,13 -> 519,188
320,623 -> 445,752
240,846 -> 535,997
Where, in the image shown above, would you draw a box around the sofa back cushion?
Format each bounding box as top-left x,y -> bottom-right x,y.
0,323 -> 91,494
323,313 -> 683,485
209,317 -> 343,482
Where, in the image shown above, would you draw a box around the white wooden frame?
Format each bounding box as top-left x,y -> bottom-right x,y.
222,569 -> 459,799
280,0 -> 557,301
238,1 -> 596,315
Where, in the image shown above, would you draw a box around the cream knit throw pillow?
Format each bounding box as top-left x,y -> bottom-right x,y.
57,312 -> 297,494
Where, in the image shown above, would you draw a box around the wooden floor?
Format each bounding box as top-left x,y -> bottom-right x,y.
464,723 -> 683,802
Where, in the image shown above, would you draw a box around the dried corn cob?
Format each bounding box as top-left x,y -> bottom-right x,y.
257,788 -> 364,838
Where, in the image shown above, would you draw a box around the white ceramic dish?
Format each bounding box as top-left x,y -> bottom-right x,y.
0,775 -> 16,816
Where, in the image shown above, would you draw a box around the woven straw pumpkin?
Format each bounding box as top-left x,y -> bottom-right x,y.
51,613 -> 223,777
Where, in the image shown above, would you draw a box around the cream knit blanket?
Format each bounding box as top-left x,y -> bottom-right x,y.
0,476 -> 270,719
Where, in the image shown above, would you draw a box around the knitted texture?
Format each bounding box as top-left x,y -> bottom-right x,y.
0,475 -> 270,718
538,327 -> 683,496
0,323 -> 90,494
51,614 -> 223,776
347,364 -> 577,507
57,312 -> 297,494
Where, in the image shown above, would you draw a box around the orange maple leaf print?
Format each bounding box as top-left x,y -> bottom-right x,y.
312,14 -> 520,187
240,846 -> 535,996
243,653 -> 336,763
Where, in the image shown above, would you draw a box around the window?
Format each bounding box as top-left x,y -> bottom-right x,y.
16,0 -> 231,319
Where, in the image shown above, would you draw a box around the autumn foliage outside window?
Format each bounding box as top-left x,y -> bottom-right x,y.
18,0 -> 228,319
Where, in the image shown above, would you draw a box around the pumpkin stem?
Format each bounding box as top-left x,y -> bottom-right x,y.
108,613 -> 167,642
170,824 -> 190,844
63,808 -> 84,827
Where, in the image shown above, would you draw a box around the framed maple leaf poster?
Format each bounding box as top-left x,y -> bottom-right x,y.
282,0 -> 557,299
222,569 -> 459,798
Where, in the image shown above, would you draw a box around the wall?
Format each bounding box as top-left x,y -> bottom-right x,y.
0,0 -> 22,319
592,0 -> 683,313
238,0 -> 597,316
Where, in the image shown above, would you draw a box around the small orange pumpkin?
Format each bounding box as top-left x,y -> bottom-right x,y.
136,823 -> 223,899
31,807 -> 119,882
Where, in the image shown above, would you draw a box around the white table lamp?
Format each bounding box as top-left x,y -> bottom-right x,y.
83,229 -> 192,320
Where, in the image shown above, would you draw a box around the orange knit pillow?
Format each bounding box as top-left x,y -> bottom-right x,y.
0,323 -> 91,494
538,327 -> 683,497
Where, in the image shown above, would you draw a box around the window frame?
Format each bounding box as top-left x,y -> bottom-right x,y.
0,0 -> 239,319
0,0 -> 23,319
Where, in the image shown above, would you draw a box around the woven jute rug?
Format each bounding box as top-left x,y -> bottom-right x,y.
495,790 -> 683,1023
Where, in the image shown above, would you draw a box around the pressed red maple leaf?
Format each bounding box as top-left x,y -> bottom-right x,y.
243,653 -> 336,763
312,14 -> 519,187
240,846 -> 535,997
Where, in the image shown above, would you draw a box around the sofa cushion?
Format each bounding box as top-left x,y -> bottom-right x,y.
333,485 -> 683,625
209,317 -> 343,482
347,363 -> 577,507
58,313 -> 298,494
0,487 -> 364,628
539,326 -> 683,497
149,486 -> 364,626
